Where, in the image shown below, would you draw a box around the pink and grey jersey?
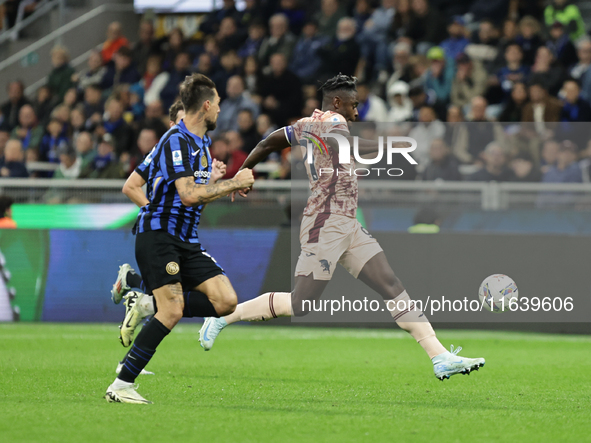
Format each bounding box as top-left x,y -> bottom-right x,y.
286,109 -> 358,218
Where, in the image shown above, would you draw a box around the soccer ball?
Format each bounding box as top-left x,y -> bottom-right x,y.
478,274 -> 518,313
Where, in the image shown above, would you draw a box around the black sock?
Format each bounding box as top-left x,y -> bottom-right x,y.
183,291 -> 219,318
126,271 -> 143,289
117,317 -> 170,383
120,349 -> 131,364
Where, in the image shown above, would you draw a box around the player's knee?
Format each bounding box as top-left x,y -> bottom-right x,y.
291,293 -> 311,317
214,291 -> 237,316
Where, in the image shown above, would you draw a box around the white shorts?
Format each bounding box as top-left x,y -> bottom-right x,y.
295,213 -> 383,281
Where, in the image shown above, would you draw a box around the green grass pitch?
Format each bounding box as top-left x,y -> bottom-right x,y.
1,323 -> 590,443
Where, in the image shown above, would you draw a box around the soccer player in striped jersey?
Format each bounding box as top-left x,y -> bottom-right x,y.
105,74 -> 255,404
198,74 -> 485,381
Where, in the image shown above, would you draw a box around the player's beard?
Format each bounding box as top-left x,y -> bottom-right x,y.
205,117 -> 217,132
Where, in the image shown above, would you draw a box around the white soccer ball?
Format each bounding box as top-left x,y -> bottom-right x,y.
478,274 -> 518,313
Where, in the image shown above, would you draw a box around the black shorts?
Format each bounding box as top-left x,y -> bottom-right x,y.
135,230 -> 225,294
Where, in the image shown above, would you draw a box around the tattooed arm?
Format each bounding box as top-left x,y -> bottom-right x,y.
175,168 -> 255,207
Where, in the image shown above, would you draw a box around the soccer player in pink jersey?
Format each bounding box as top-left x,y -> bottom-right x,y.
203,74 -> 485,380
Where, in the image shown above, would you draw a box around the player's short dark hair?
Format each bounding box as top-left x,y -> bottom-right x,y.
169,100 -> 184,123
0,195 -> 14,218
179,73 -> 216,114
318,74 -> 357,102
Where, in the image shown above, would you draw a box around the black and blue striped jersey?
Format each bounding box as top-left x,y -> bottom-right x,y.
133,120 -> 212,243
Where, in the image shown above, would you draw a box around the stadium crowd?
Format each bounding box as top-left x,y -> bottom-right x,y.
1,0 -> 591,185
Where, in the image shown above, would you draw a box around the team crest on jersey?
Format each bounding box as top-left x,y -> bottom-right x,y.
201,155 -> 208,168
172,150 -> 182,166
166,262 -> 179,275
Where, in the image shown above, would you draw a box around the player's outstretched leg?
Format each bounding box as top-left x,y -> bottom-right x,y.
111,264 -> 143,304
358,252 -> 485,380
199,291 -> 292,350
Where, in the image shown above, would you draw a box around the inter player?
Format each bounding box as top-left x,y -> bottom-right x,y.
198,74 -> 485,380
104,74 -> 255,404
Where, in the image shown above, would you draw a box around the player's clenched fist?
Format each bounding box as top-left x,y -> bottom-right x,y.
234,168 -> 255,188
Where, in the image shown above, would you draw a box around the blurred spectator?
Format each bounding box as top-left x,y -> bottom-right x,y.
289,20 -> 327,84
201,0 -> 240,35
48,46 -> 75,102
63,88 -> 78,110
467,142 -> 515,181
302,97 -> 320,117
424,46 -> 455,108
388,0 -> 413,41
75,131 -> 96,169
237,109 -> 260,153
440,16 -> 469,61
408,85 -> 429,120
466,96 -> 497,161
450,53 -> 487,109
101,22 -> 129,64
386,81 -> 413,123
385,41 -> 413,89
83,85 -> 104,124
211,51 -> 241,102
142,54 -> 163,92
217,76 -> 259,132
465,19 -> 499,71
39,118 -> 68,164
162,28 -> 187,72
541,139 -> 560,174
0,195 -> 17,229
102,97 -> 134,157
408,106 -> 445,168
546,21 -> 578,68
1,140 -> 28,178
357,0 -> 396,77
132,20 -> 159,75
579,139 -> 591,182
499,81 -> 528,122
130,128 -> 159,172
444,105 -> 470,163
404,0 -> 446,52
510,153 -> 542,182
421,138 -> 462,181
530,46 -> 564,96
1,80 -> 29,131
258,53 -> 302,126
238,20 -> 266,59
10,105 -> 43,153
242,55 -> 261,95
560,79 -> 591,122
543,0 -> 585,41
515,16 -> 543,66
53,143 -> 81,179
159,52 -> 192,110
356,83 -> 387,122
79,133 -> 124,179
522,80 -> 562,122
217,17 -> 246,53
542,140 -> 582,183
31,85 -> 53,129
238,0 -> 260,30
277,0 -> 306,35
211,134 -> 247,178
138,101 -> 168,137
256,113 -> 276,139
353,0 -> 373,32
258,13 -> 296,69
101,47 -> 141,90
315,0 -> 346,38
570,38 -> 591,101
75,50 -> 107,91
128,83 -> 146,122
496,44 -> 530,101
0,130 -> 9,157
317,17 -> 360,79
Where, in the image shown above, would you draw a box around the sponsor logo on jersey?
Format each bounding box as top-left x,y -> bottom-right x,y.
194,170 -> 211,179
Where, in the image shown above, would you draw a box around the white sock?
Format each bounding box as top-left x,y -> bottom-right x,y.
388,291 -> 447,359
138,295 -> 156,317
224,292 -> 292,324
111,378 -> 133,389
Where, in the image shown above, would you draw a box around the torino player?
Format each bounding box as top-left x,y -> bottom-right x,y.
199,75 -> 485,380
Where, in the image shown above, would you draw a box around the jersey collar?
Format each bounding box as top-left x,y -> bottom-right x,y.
178,119 -> 209,147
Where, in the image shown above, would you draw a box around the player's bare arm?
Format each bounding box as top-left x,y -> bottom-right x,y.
122,171 -> 149,207
175,168 -> 254,207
